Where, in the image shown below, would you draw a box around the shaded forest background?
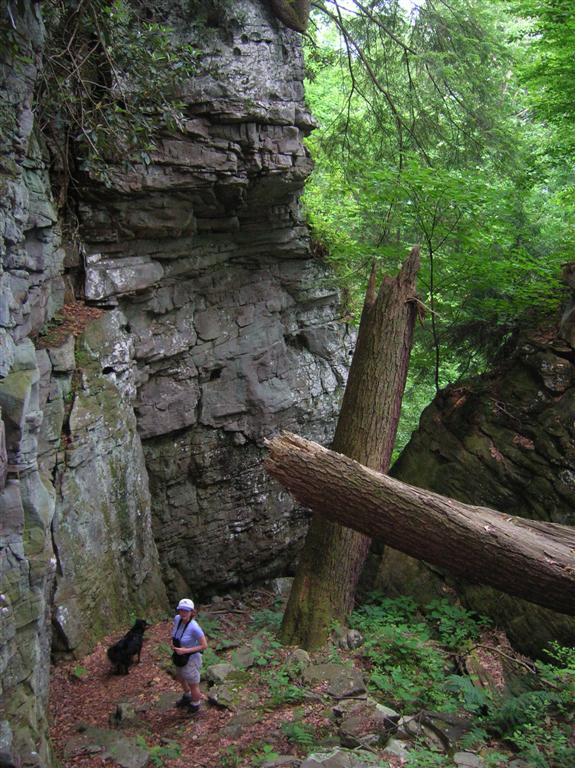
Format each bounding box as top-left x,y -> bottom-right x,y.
301,0 -> 575,453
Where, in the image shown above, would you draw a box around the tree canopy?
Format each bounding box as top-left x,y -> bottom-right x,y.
303,0 -> 575,448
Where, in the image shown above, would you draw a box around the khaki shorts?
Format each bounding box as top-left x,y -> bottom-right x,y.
174,655 -> 201,684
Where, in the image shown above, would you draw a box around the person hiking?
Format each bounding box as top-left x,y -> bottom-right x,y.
171,598 -> 208,713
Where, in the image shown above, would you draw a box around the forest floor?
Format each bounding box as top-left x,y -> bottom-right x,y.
49,588 -> 574,768
50,588 -> 362,768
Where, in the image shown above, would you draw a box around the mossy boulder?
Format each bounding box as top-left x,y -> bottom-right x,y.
381,326 -> 575,656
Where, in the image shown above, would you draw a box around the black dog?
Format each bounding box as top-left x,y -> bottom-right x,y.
106,619 -> 148,675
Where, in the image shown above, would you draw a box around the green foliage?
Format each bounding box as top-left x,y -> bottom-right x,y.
512,0 -> 575,161
264,665 -> 307,707
151,641 -> 172,661
351,594 -> 420,626
280,719 -> 317,748
201,646 -> 220,667
425,599 -> 488,650
304,0 -> 575,452
405,749 -> 450,767
199,615 -> 220,634
135,737 -> 181,767
536,641 -> 575,710
71,665 -> 89,679
249,742 -> 281,766
482,752 -> 511,768
350,595 -> 453,711
367,634 -> 452,712
39,0 -> 199,185
219,745 -> 242,768
326,644 -> 346,665
445,675 -> 494,718
486,690 -> 558,736
251,632 -> 283,666
250,608 -> 284,632
349,594 -> 575,768
452,640 -> 575,768
508,722 -> 575,768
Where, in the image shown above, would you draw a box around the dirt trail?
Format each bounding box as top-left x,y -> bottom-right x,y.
49,594 -> 309,768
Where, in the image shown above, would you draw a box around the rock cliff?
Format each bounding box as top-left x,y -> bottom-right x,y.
0,1 -> 350,765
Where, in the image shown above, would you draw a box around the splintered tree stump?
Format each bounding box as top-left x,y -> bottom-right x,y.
279,249 -> 420,648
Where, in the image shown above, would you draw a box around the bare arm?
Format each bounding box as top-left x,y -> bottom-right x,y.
173,633 -> 208,655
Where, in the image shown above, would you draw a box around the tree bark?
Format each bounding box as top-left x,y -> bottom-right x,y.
279,248 -> 420,649
266,433 -> 575,617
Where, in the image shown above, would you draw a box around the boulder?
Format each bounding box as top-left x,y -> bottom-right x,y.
335,699 -> 398,749
379,326 -> 575,656
300,748 -> 376,768
205,663 -> 236,684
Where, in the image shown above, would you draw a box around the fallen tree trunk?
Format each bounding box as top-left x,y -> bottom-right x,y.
265,433 -> 575,616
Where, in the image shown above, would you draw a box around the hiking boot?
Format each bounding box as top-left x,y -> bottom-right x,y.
175,694 -> 192,709
187,702 -> 201,716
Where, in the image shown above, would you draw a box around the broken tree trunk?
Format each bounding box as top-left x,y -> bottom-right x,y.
279,248 -> 420,649
266,433 -> 575,616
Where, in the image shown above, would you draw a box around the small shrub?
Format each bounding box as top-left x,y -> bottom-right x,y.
405,748 -> 450,767
351,594 -> 419,628
250,608 -> 283,632
264,666 -> 307,707
135,737 -> 181,767
281,720 -> 317,748
199,615 -> 221,638
486,690 -> 557,737
151,641 -> 172,660
425,599 -> 488,650
536,641 -> 575,712
202,647 -> 220,667
482,750 -> 512,767
249,742 -> 280,766
251,632 -> 282,666
363,624 -> 453,711
510,722 -> 575,768
444,674 -> 492,714
327,644 -> 346,665
71,665 -> 89,680
219,745 -> 242,768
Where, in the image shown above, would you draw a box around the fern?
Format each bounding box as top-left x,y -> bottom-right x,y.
281,720 -> 317,748
444,674 -> 492,715
486,690 -> 558,737
425,599 -> 488,649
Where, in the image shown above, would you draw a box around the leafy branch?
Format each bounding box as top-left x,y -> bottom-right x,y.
37,0 -> 199,188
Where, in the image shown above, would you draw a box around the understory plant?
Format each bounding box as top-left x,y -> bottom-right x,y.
350,596 -> 461,711
264,665 -> 307,707
350,594 -> 575,768
38,0 -> 199,186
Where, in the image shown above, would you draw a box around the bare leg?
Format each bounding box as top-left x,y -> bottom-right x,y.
175,677 -> 193,707
190,682 -> 202,704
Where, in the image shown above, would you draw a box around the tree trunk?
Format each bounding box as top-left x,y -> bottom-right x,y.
279,248 -> 420,648
266,433 -> 575,617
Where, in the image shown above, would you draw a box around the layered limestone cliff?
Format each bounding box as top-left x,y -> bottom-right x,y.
0,2 -> 349,764
74,0 -> 352,596
1,6 -> 61,765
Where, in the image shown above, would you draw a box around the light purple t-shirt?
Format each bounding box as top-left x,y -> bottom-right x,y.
172,616 -> 205,666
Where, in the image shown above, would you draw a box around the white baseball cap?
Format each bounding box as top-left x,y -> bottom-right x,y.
177,598 -> 195,611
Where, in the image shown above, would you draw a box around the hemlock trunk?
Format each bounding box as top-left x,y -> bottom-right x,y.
279,248 -> 420,649
266,433 -> 575,617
